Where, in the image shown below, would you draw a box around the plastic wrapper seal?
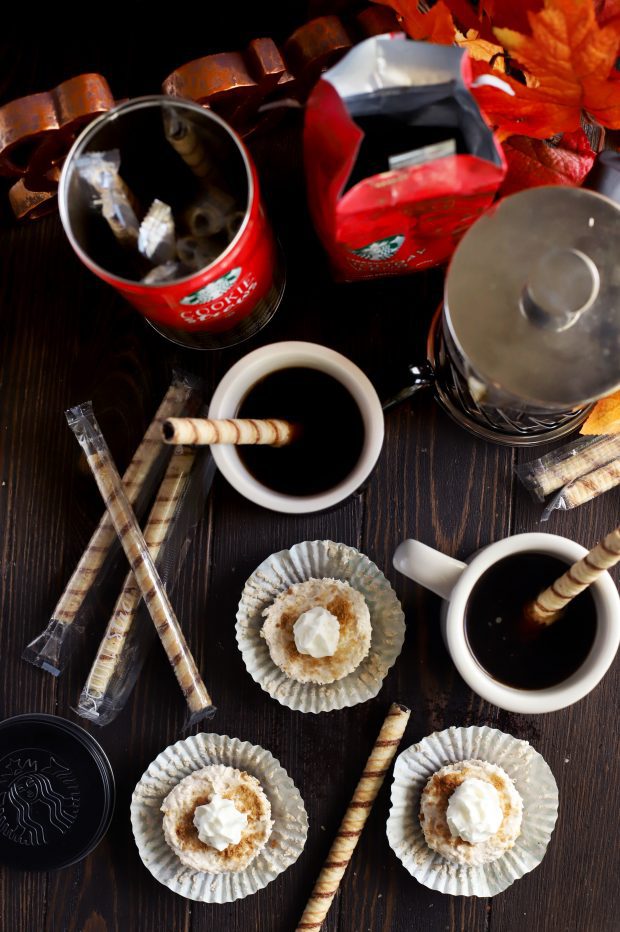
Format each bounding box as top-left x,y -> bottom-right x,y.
516,434 -> 620,501
76,444 -> 217,725
65,402 -> 215,727
22,371 -> 202,676
74,149 -> 141,247
304,35 -> 506,282
138,198 -> 176,264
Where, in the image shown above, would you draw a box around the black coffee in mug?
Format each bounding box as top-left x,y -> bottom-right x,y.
236,367 -> 365,496
464,552 -> 597,690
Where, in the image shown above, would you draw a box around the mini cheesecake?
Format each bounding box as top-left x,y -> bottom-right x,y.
419,759 -> 523,866
161,764 -> 272,873
261,577 -> 371,685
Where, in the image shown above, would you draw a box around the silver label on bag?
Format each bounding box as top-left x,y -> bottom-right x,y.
388,138 -> 456,170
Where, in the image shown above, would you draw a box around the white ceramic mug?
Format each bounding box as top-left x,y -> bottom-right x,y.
393,532 -> 620,713
208,341 -> 384,514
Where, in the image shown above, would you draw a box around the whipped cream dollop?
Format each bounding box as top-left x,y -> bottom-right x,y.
293,606 -> 340,658
446,777 -> 503,844
193,794 -> 248,851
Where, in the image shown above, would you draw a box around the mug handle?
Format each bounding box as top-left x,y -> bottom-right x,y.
393,539 -> 466,600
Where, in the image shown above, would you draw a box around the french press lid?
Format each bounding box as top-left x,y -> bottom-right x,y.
444,186 -> 620,408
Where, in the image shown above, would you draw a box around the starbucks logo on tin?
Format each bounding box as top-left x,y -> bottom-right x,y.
351,235 -> 405,261
0,753 -> 80,846
180,268 -> 242,306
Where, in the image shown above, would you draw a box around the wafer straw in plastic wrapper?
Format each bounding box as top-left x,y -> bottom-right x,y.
23,372 -> 201,676
75,149 -> 141,247
66,402 -> 215,726
76,443 -> 216,725
515,434 -> 620,501
542,458 -> 620,520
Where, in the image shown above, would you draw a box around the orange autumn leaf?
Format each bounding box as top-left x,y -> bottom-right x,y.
581,391 -> 620,434
374,0 -> 459,43
491,0 -> 620,135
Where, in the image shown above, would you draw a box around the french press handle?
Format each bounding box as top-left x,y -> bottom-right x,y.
381,362 -> 435,411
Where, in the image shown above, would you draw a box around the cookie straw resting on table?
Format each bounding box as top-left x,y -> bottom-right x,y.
66,402 -> 215,727
76,446 -> 196,724
22,372 -> 199,676
516,435 -> 620,501
527,524 -> 620,626
162,417 -> 299,447
542,458 -> 620,519
296,703 -> 410,932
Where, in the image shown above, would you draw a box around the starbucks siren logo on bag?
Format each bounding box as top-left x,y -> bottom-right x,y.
351,235 -> 405,261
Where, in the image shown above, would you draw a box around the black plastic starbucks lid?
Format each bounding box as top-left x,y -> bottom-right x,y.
0,713 -> 115,870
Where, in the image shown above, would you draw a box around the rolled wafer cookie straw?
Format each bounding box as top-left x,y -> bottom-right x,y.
528,524 -> 620,625
557,458 -> 620,509
519,435 -> 620,499
186,187 -> 236,238
22,374 -> 197,675
66,403 -> 215,726
79,446 -> 196,715
296,703 -> 410,932
163,417 -> 299,447
162,106 -> 214,179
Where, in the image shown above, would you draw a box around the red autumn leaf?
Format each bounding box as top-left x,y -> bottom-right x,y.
484,0 -> 620,136
480,0 -> 544,33
373,0 -> 459,43
597,0 -> 620,24
499,129 -> 595,196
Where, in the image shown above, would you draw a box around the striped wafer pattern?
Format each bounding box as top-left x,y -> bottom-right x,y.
163,417 -> 297,447
296,703 -> 410,931
528,435 -> 620,498
81,446 -> 196,704
52,379 -> 193,628
530,526 -> 620,623
562,458 -> 620,508
67,402 -> 213,721
163,108 -> 213,179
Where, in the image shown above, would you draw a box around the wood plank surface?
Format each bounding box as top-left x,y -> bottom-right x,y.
1,8 -> 619,932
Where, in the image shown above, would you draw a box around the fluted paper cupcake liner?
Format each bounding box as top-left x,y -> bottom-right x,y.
131,733 -> 308,903
236,540 -> 406,713
386,725 -> 559,897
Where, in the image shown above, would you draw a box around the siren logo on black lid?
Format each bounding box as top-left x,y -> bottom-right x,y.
0,752 -> 80,847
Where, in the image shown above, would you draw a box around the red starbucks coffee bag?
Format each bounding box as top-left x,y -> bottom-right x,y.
304,35 -> 506,281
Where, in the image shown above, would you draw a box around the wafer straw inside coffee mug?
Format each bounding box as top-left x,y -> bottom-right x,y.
59,96 -> 285,350
207,341 -> 384,514
393,532 -> 620,714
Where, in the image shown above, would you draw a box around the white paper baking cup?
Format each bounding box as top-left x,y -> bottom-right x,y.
130,733 -> 308,903
236,540 -> 406,713
386,725 -> 559,897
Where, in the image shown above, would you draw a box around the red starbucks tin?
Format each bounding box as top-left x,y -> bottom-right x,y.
59,96 -> 284,349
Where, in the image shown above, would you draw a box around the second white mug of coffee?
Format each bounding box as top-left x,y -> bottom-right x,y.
208,341 -> 384,514
393,532 -> 620,714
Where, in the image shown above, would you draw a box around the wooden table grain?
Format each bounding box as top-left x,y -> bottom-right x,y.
1,10 -> 618,932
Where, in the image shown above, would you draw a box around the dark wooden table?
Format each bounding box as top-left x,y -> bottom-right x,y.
1,9 -> 618,932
